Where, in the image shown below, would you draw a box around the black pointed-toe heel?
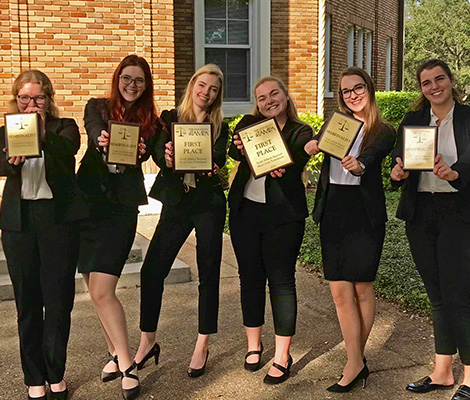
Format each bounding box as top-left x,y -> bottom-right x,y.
101,353 -> 120,382
327,365 -> 369,393
121,362 -> 140,400
187,350 -> 209,378
244,342 -> 264,372
136,342 -> 160,371
263,355 -> 293,385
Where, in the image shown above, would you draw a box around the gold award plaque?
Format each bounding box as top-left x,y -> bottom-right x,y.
237,117 -> 294,179
4,113 -> 41,158
106,121 -> 141,166
402,126 -> 437,171
318,110 -> 363,160
172,122 -> 213,172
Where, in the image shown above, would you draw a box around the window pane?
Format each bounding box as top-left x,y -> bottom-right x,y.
228,0 -> 249,19
205,20 -> 226,44
228,21 -> 249,44
205,0 -> 226,19
227,74 -> 248,99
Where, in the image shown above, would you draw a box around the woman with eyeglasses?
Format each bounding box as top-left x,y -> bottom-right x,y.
304,67 -> 395,392
135,64 -> 228,378
77,54 -> 159,400
391,59 -> 470,400
0,70 -> 85,400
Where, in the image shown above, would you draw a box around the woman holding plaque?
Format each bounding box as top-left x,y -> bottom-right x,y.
304,67 -> 395,392
136,64 -> 228,378
0,70 -> 84,400
229,76 -> 313,384
391,59 -> 470,400
78,54 -> 159,400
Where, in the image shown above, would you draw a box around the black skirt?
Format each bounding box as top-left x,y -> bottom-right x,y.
320,184 -> 385,282
78,203 -> 138,277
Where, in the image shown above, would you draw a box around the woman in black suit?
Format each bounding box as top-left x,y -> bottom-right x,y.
391,59 -> 470,400
135,64 -> 228,378
0,70 -> 84,400
229,76 -> 313,384
305,67 -> 395,392
78,55 -> 159,400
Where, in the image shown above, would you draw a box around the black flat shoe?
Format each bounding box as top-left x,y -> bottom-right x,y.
51,388 -> 68,400
263,355 -> 293,385
452,385 -> 470,400
27,394 -> 46,400
121,362 -> 140,400
101,353 -> 120,382
406,376 -> 454,393
136,342 -> 160,371
244,342 -> 264,372
327,365 -> 369,393
187,350 -> 209,378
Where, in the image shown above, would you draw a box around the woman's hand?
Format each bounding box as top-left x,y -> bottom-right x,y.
3,147 -> 25,165
202,164 -> 219,177
304,139 -> 319,156
98,130 -> 110,152
24,106 -> 46,140
233,134 -> 246,156
164,141 -> 174,168
341,155 -> 363,173
270,168 -> 286,178
434,153 -> 459,181
391,157 -> 409,181
138,138 -> 146,158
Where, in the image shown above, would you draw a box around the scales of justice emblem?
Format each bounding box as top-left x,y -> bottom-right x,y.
118,127 -> 131,140
15,116 -> 29,131
337,118 -> 350,132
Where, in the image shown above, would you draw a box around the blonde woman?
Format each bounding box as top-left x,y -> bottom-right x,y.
135,64 -> 228,378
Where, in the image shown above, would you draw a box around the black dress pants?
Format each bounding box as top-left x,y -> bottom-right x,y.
140,202 -> 226,334
229,199 -> 305,337
2,200 -> 78,385
406,192 -> 470,365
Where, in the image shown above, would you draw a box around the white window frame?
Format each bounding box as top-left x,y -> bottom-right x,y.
347,25 -> 355,67
365,31 -> 372,74
385,38 -> 392,91
356,28 -> 363,68
324,13 -> 334,98
194,0 -> 271,116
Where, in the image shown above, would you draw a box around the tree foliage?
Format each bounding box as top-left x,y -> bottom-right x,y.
404,0 -> 470,99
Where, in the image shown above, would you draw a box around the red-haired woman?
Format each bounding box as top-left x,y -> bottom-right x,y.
78,54 -> 160,400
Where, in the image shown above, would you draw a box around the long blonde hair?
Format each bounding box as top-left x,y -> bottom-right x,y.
9,70 -> 59,117
252,76 -> 303,124
177,64 -> 224,140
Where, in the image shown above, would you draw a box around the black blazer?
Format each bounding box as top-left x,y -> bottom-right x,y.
313,122 -> 396,228
78,98 -> 155,207
148,109 -> 228,210
0,114 -> 86,231
228,115 -> 313,225
391,103 -> 470,222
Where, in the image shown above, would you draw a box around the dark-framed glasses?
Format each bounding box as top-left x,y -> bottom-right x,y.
119,75 -> 146,87
340,83 -> 367,99
17,95 -> 47,105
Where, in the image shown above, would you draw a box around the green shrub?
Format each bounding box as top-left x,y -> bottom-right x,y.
376,91 -> 420,130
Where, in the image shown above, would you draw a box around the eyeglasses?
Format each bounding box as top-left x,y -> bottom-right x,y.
119,75 -> 146,87
340,83 -> 367,99
17,95 -> 47,105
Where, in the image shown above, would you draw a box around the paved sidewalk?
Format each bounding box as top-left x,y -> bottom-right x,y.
0,214 -> 462,400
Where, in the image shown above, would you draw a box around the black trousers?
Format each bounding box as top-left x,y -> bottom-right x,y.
229,199 -> 305,337
140,203 -> 226,334
406,192 -> 470,365
2,200 -> 78,385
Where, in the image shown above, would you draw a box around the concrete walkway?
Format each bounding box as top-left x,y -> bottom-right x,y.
0,214 -> 462,400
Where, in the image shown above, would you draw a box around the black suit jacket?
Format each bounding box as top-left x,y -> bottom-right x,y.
228,115 -> 313,225
313,122 -> 396,228
391,103 -> 470,222
148,109 -> 228,210
0,114 -> 86,231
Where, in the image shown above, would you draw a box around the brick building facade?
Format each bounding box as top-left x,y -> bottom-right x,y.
0,0 -> 403,172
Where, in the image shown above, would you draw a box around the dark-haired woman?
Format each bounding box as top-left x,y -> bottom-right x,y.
78,54 -> 159,400
0,70 -> 84,400
305,67 -> 395,392
391,59 -> 470,400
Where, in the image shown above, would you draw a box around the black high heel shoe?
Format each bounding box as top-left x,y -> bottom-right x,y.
136,342 -> 160,371
101,353 -> 120,382
244,342 -> 264,372
187,350 -> 209,378
50,388 -> 68,400
121,362 -> 140,400
263,355 -> 293,385
327,365 -> 369,393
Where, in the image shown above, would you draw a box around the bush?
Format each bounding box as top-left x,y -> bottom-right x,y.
376,91 -> 420,130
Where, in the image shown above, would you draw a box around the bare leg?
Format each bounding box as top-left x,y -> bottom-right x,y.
354,282 -> 375,355
329,281 -> 364,386
428,354 -> 454,385
267,335 -> 292,377
28,385 -> 46,398
87,272 -> 137,391
245,326 -> 263,364
189,334 -> 209,369
49,380 -> 66,392
462,365 -> 470,387
134,331 -> 157,365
